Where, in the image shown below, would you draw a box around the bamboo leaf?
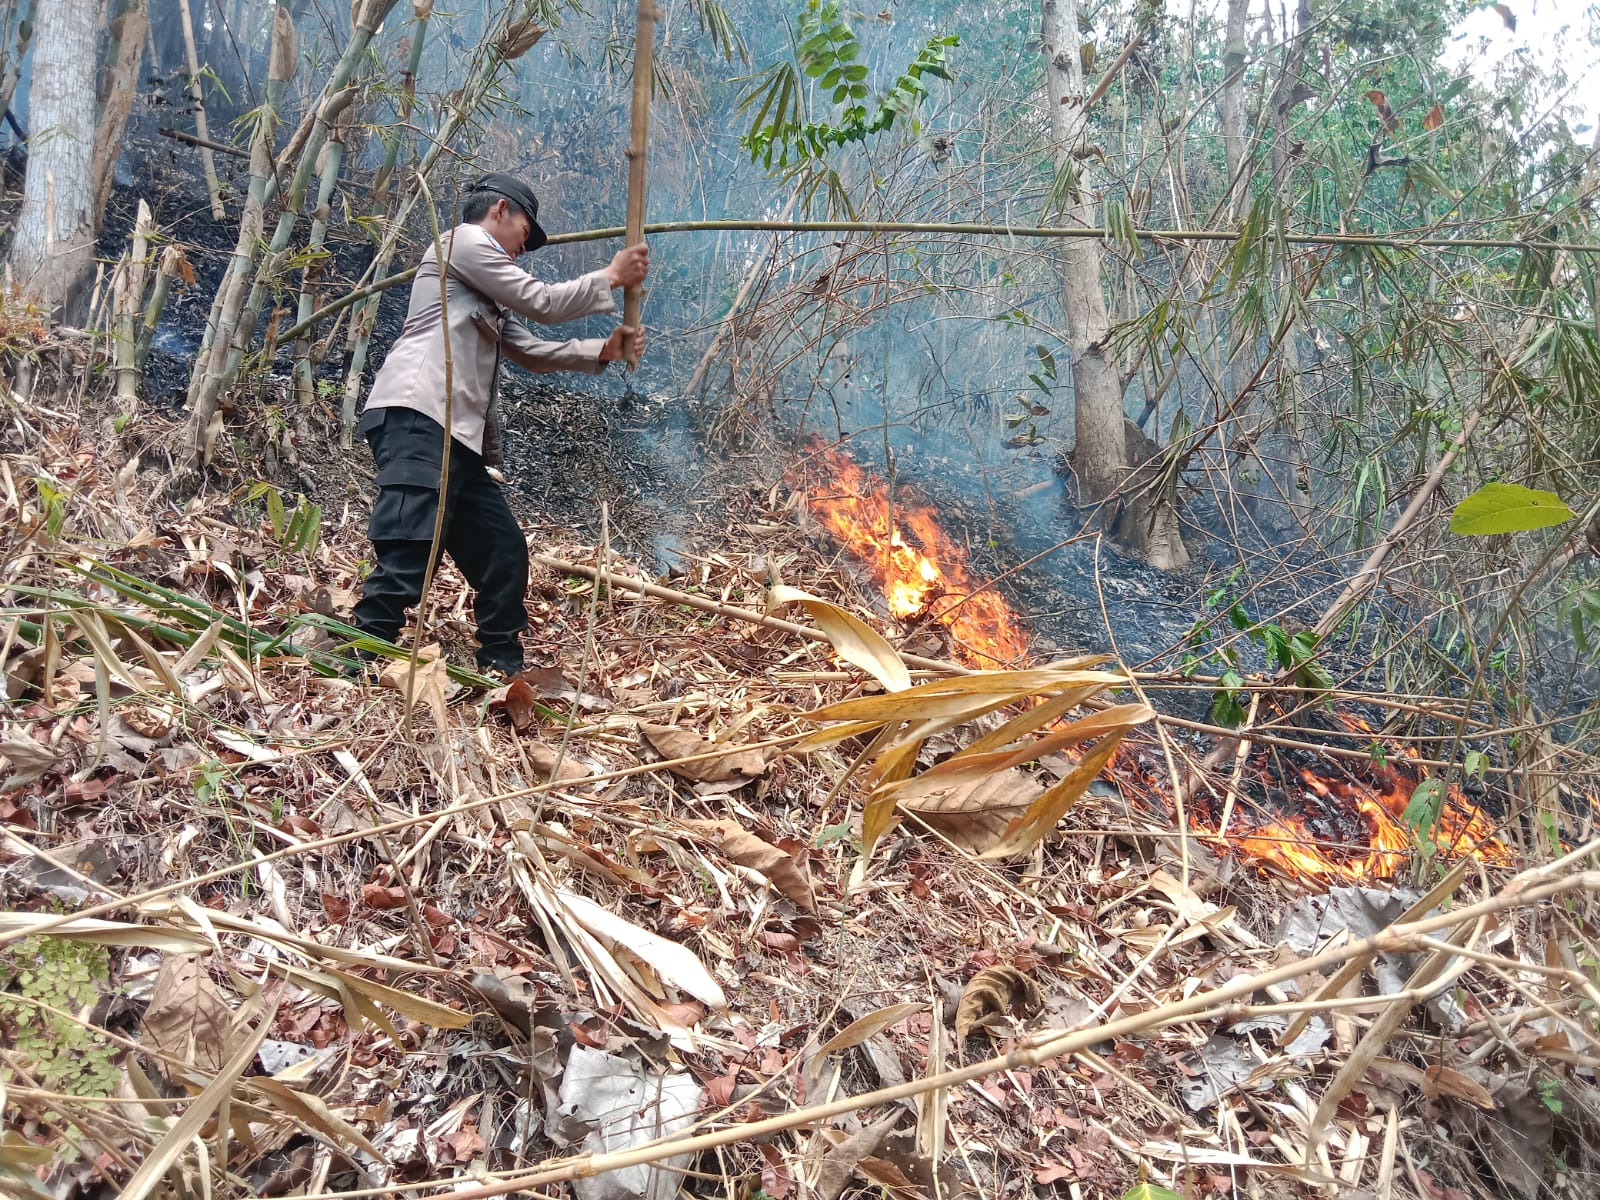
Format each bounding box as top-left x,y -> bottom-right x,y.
980,732 -> 1128,859
768,584 -> 911,692
817,1002 -> 927,1056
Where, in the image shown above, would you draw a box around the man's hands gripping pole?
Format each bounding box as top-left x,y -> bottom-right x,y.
602,242 -> 650,364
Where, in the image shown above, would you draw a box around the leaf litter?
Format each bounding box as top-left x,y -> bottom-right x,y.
0,391 -> 1598,1200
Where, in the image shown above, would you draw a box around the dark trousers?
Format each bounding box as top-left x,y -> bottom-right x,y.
351,407 -> 528,673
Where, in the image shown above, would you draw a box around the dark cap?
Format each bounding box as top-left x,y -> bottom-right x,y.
468,172 -> 548,251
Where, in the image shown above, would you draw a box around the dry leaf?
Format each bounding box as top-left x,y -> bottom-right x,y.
1423,102 -> 1443,131
767,584 -> 911,692
641,723 -> 766,783
818,1002 -> 927,1056
526,743 -> 592,782
555,889 -> 727,1009
981,733 -> 1128,859
901,767 -> 1044,854
682,818 -> 815,910
0,736 -> 61,788
488,677 -> 540,732
362,882 -> 409,910
955,965 -> 1042,1042
814,1114 -> 902,1200
1424,1065 -> 1496,1109
141,955 -> 232,1077
380,644 -> 450,733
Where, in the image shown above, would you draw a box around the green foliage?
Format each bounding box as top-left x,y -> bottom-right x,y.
0,937 -> 120,1100
738,1 -> 957,171
1121,1184 -> 1184,1200
1448,482 -> 1575,536
1181,572 -> 1332,729
1402,778 -> 1444,854
245,481 -> 323,554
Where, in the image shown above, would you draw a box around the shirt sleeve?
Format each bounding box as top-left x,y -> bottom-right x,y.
501,319 -> 608,375
446,226 -> 616,324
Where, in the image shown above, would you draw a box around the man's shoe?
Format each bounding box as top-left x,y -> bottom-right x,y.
476,657 -> 525,682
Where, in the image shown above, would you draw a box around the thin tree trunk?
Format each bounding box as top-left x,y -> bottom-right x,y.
92,0 -> 149,231
1041,0 -> 1188,567
0,0 -> 36,119
6,0 -> 99,317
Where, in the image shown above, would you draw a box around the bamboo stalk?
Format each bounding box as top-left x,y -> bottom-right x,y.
293,135 -> 346,407
341,4 -> 431,445
134,246 -> 185,374
114,200 -> 152,402
176,0 -> 224,220
622,0 -> 656,369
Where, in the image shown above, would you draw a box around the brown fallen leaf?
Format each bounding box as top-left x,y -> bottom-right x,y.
817,1002 -> 927,1056
380,644 -> 450,734
487,677 -> 540,733
814,1114 -> 902,1200
141,955 -> 232,1077
525,743 -> 592,782
361,883 -> 409,910
683,818 -> 815,910
955,965 -> 1043,1042
900,767 -> 1044,854
641,723 -> 767,783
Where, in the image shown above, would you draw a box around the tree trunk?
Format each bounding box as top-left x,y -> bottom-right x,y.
92,0 -> 149,230
1041,0 -> 1188,567
7,0 -> 101,318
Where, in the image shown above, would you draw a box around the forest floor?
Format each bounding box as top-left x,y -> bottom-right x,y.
3,326 -> 1600,1200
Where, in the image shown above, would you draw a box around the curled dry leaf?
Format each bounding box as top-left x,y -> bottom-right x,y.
487,677 -> 540,733
141,954 -> 232,1077
682,818 -> 815,910
767,583 -> 911,693
954,965 -> 1043,1042
641,723 -> 766,783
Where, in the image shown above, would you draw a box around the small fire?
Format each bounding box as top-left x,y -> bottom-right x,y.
795,448 -> 1514,883
797,447 -> 1029,667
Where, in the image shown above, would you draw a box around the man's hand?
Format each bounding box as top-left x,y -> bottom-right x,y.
599,325 -> 645,363
605,243 -> 650,289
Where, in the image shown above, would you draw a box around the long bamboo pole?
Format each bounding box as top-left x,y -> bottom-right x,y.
622,0 -> 656,369
270,219 -> 1599,349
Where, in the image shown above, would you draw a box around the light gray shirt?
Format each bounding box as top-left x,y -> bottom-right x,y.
363,222 -> 615,458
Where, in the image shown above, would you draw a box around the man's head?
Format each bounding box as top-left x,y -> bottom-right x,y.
463,173 -> 548,256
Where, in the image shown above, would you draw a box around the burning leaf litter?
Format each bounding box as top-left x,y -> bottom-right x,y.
1,385 -> 1599,1200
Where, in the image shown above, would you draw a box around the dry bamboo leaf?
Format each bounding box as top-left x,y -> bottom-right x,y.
298,963 -> 472,1030
0,912 -> 211,952
767,584 -> 911,693
817,1003 -> 927,1057
901,768 -> 1044,855
954,966 -> 1043,1042
889,703 -> 1154,801
245,1077 -> 384,1157
1423,1065 -> 1496,1109
380,643 -> 450,733
980,733 -> 1128,859
555,889 -> 727,1009
641,723 -> 767,783
141,955 -> 233,1077
0,736 -> 61,787
683,818 -> 815,910
805,667 -> 1128,723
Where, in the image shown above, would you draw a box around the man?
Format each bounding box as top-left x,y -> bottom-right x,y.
351,172 -> 649,678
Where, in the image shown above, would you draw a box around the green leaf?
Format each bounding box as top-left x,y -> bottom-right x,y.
1403,779 -> 1445,843
1449,482 -> 1575,535
1463,750 -> 1487,779
1034,344 -> 1058,379
1122,1185 -> 1184,1200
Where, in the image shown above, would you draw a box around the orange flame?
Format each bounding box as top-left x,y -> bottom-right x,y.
798,448 -> 1029,667
796,449 -> 1514,883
